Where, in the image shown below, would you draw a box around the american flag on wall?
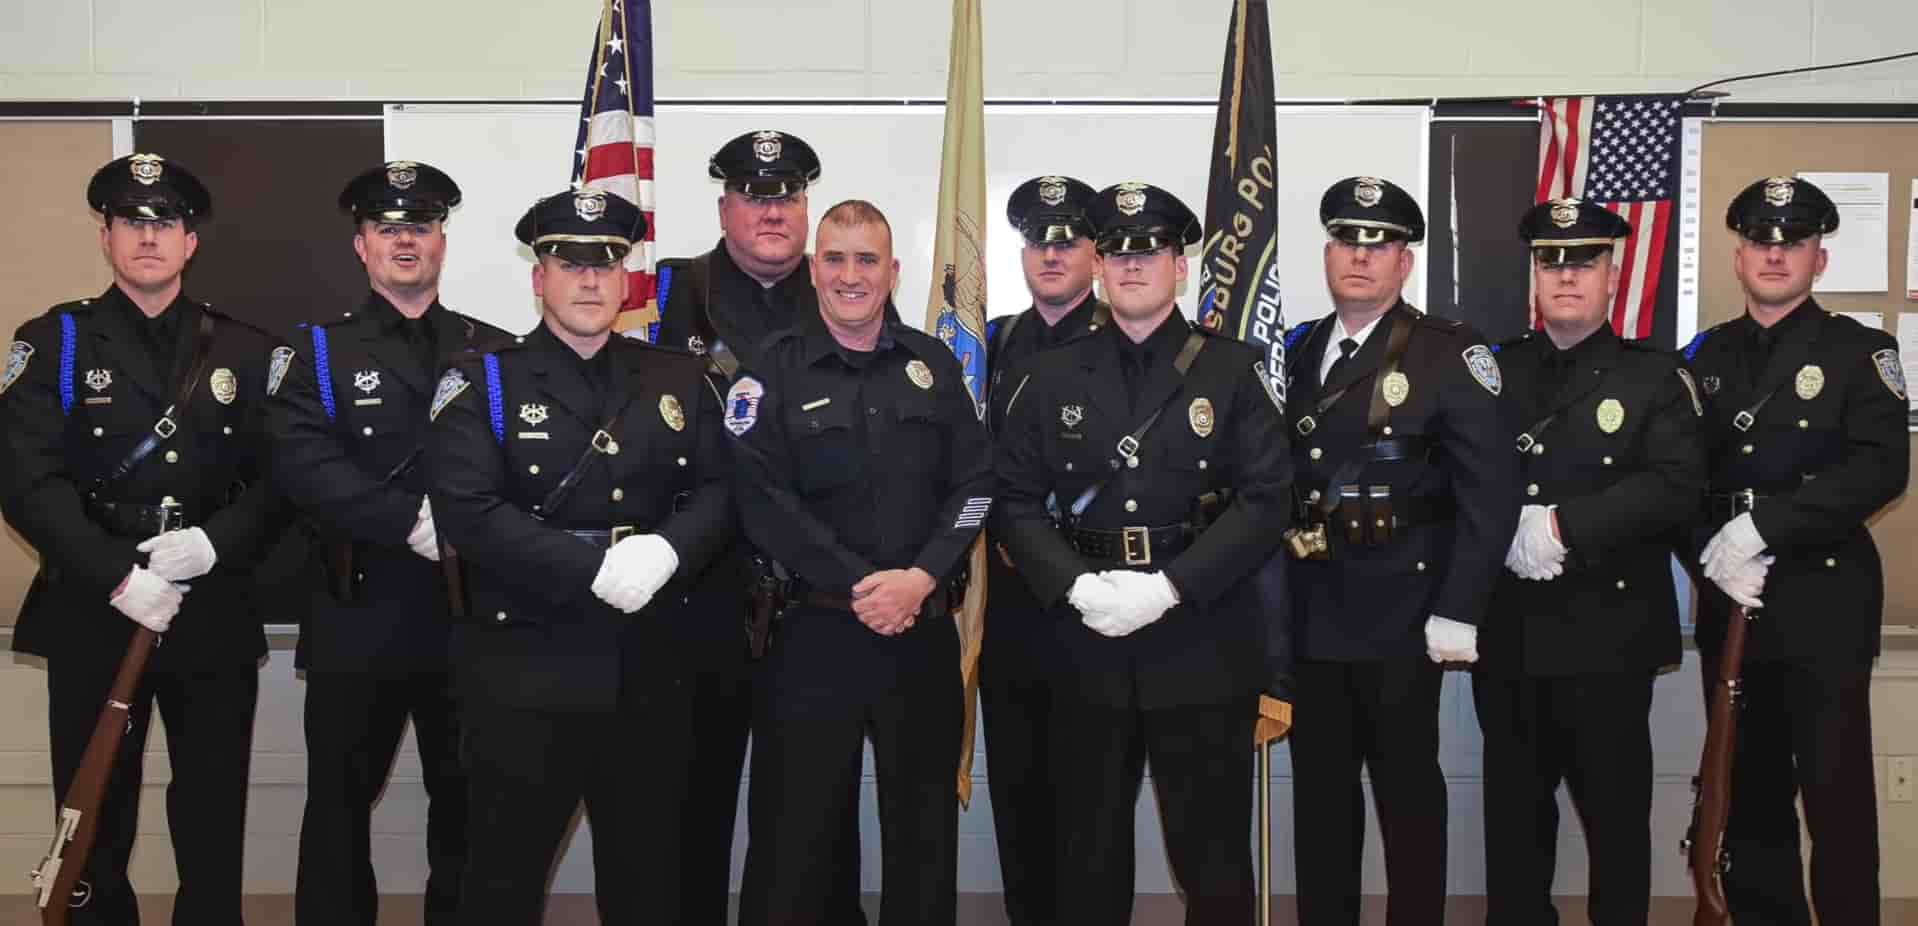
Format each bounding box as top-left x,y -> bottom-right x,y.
570,0 -> 659,333
1535,94 -> 1684,339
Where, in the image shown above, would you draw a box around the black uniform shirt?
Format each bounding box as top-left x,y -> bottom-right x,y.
729,316 -> 991,594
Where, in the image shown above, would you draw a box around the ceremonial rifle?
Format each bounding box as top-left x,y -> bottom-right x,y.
1682,603 -> 1753,926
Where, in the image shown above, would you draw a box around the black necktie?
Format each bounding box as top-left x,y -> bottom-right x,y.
1324,337 -> 1359,386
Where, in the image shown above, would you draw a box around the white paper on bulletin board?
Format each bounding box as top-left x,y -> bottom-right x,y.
1800,171 -> 1889,293
1906,179 -> 1918,301
1898,313 -> 1918,431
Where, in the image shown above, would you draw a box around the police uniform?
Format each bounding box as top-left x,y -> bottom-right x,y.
652,129 -> 867,924
1282,177 -> 1518,926
978,174 -> 1124,926
1682,177 -> 1908,925
271,161 -> 505,926
729,306 -> 989,925
1,155 -> 283,926
1473,200 -> 1706,926
425,190 -> 734,924
994,184 -> 1292,925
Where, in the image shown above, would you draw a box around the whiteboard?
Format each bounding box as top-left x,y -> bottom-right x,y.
386,102 -> 1428,337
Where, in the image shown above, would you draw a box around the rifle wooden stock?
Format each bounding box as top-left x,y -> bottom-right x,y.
31,628 -> 159,924
440,542 -> 467,619
1685,603 -> 1752,926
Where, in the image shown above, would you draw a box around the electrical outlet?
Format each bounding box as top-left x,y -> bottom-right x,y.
1890,757 -> 1915,803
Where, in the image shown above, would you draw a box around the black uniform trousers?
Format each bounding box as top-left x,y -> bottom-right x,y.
979,655 -> 1057,925
456,694 -> 691,926
1471,670 -> 1654,926
1049,693 -> 1255,926
296,671 -> 466,926
675,659 -> 753,923
47,659 -> 257,926
738,605 -> 962,926
1291,656 -> 1446,926
1697,654 -> 1878,926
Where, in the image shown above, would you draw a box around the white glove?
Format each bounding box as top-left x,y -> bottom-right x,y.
110,566 -> 182,632
1078,570 -> 1180,638
591,534 -> 680,614
407,497 -> 441,562
1700,512 -> 1766,583
1425,615 -> 1479,663
1711,553 -> 1775,609
1505,504 -> 1567,581
136,527 -> 217,582
1068,572 -> 1124,620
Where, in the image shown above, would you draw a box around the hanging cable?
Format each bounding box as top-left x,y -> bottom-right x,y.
1686,49 -> 1918,97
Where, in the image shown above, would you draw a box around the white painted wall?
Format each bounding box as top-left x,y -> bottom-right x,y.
1,0 -> 1917,103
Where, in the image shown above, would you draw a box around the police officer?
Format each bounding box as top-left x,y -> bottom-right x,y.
271,161 -> 506,926
994,182 -> 1292,925
426,189 -> 734,924
1681,176 -> 1907,925
731,200 -> 989,925
653,128 -> 868,924
1,154 -> 284,925
980,174 -> 1119,926
1282,176 -> 1517,925
1475,199 -> 1706,925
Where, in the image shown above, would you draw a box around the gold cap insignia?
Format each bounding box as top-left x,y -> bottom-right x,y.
660,394 -> 686,432
1038,177 -> 1068,206
906,359 -> 934,390
1115,182 -> 1149,217
1764,177 -> 1795,207
1354,177 -> 1384,207
129,153 -> 165,186
574,189 -> 607,223
387,161 -> 419,190
1550,200 -> 1579,229
753,130 -> 783,163
1596,397 -> 1624,433
1188,397 -> 1215,437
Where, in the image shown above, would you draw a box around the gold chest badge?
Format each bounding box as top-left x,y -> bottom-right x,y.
906,359 -> 934,390
1596,398 -> 1624,434
1188,397 -> 1215,437
1795,364 -> 1824,400
660,394 -> 686,432
1381,371 -> 1410,407
210,368 -> 237,405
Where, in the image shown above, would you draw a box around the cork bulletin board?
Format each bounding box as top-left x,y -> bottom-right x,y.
1698,119 -> 1918,626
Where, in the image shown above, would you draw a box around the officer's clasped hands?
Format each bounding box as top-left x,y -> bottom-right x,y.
851,568 -> 936,635
1070,569 -> 1179,638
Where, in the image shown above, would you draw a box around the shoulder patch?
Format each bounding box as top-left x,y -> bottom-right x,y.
1,341 -> 32,396
1253,360 -> 1284,412
1873,348 -> 1907,400
1675,367 -> 1704,416
724,376 -> 764,436
266,346 -> 296,397
1462,344 -> 1502,396
429,368 -> 469,421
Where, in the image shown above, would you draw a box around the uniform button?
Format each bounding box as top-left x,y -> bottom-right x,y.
1603,456 -> 1614,465
1065,462 -> 1074,472
1416,561 -> 1427,572
495,611 -> 508,622
1741,444 -> 1754,455
355,572 -> 364,582
1382,426 -> 1393,436
1197,459 -> 1208,470
1375,518 -> 1386,528
868,407 -> 878,416
362,426 -> 374,436
1350,520 -> 1361,529
1534,443 -> 1546,456
1825,557 -> 1837,568
1126,456 -> 1139,469
1309,447 -> 1323,461
1798,419 -> 1809,429
1108,459 -> 1120,470
1616,579 -> 1627,590
1526,483 -> 1539,497
612,488 -> 624,501
529,464 -> 541,475
92,427 -> 103,437
1308,489 -> 1322,502
1124,499 -> 1138,513
514,336 -> 525,344
222,426 -> 232,435
676,456 -> 687,466
164,450 -> 179,463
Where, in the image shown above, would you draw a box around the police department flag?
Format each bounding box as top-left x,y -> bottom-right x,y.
570,0 -> 659,334
924,0 -> 989,805
1197,0 -> 1287,410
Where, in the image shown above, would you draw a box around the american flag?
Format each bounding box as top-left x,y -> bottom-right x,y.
1535,94 -> 1684,339
570,0 -> 658,332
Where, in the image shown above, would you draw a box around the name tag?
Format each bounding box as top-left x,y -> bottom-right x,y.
517,432 -> 549,440
801,397 -> 832,412
84,396 -> 112,406
354,397 -> 383,407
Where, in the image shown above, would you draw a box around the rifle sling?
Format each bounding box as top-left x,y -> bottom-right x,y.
88,311 -> 219,501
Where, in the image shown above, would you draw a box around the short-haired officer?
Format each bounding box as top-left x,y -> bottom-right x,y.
2,154 -> 285,925
426,189 -> 734,923
994,182 -> 1292,924
1681,176 -> 1907,925
271,160 -> 507,925
1282,177 -> 1517,925
1475,199 -> 1706,924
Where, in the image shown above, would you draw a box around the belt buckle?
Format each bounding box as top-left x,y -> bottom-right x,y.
609,525 -> 635,545
1732,410 -> 1755,432
158,495 -> 184,533
1736,489 -> 1756,515
591,430 -> 621,455
1121,526 -> 1152,566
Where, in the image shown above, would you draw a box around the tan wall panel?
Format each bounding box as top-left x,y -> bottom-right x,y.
0,121 -> 115,626
1700,121 -> 1918,625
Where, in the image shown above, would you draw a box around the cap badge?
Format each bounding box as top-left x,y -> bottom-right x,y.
1550,200 -> 1579,229
1115,182 -> 1149,217
1188,397 -> 1215,437
906,359 -> 935,390
387,161 -> 419,191
1764,177 -> 1795,207
753,130 -> 784,163
574,189 -> 607,222
1382,371 -> 1410,407
1795,364 -> 1824,401
210,368 -> 237,406
1596,397 -> 1624,434
1038,177 -> 1068,207
1354,177 -> 1384,208
129,154 -> 164,186
660,394 -> 686,432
